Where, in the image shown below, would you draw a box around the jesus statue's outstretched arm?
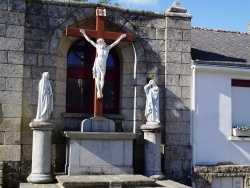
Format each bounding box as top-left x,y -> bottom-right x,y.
80,29 -> 97,48
109,34 -> 126,48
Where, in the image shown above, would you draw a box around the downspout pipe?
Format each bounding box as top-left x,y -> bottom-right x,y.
190,62 -> 196,188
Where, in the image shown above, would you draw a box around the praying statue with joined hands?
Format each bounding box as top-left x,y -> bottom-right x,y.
35,72 -> 53,122
80,29 -> 126,99
144,79 -> 160,122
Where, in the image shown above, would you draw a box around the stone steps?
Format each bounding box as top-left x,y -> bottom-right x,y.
56,174 -> 155,188
20,175 -> 191,188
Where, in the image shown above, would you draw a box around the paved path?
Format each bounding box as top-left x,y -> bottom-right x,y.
155,180 -> 191,187
20,175 -> 192,188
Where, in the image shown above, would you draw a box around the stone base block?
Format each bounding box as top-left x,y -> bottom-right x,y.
194,165 -> 250,188
66,165 -> 133,175
27,173 -> 54,184
81,116 -> 115,132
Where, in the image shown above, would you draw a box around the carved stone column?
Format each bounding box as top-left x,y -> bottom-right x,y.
140,122 -> 165,180
27,121 -> 55,183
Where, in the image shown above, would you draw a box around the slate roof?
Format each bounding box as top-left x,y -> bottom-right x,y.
191,28 -> 250,67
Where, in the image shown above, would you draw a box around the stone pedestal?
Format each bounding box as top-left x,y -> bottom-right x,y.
27,121 -> 55,183
140,122 -> 165,180
63,116 -> 140,175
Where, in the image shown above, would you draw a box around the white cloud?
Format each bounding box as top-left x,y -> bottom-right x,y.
117,0 -> 158,6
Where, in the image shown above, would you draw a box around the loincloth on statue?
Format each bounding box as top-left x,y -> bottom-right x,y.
92,60 -> 106,78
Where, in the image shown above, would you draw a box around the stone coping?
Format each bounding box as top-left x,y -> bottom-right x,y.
29,0 -> 192,19
194,165 -> 250,182
62,131 -> 140,140
29,0 -> 165,17
194,165 -> 250,173
56,175 -> 155,188
165,11 -> 192,18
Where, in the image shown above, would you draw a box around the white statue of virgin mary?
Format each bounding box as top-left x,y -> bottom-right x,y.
34,72 -> 53,121
144,79 -> 160,122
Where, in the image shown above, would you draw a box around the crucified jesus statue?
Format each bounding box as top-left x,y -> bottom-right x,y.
80,29 -> 126,99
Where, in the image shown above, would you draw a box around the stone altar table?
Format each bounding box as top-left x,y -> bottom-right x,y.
63,117 -> 140,175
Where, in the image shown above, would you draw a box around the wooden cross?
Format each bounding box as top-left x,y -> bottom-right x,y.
66,7 -> 133,117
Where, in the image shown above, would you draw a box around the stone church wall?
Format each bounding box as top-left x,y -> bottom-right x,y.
0,0 -> 25,187
0,0 -> 192,186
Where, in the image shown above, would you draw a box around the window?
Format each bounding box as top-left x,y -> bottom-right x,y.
231,79 -> 250,127
66,39 -> 120,114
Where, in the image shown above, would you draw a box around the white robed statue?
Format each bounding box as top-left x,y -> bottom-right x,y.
144,79 -> 160,122
80,29 -> 126,99
35,72 -> 53,121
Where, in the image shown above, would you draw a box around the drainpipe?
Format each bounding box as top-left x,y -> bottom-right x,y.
190,62 -> 196,188
132,43 -> 137,133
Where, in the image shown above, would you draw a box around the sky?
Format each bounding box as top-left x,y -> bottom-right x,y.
89,0 -> 250,33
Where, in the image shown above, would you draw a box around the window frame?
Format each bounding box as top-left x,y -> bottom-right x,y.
231,79 -> 250,127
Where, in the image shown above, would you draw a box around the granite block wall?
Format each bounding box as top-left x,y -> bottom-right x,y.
0,0 -> 193,186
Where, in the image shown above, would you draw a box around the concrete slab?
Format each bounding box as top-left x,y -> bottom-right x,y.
56,174 -> 155,188
19,177 -> 192,188
155,180 -> 191,188
19,182 -> 61,188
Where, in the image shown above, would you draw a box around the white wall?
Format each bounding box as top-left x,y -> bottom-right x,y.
192,66 -> 250,166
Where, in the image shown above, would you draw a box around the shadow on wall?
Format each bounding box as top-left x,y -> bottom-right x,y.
164,89 -> 191,184
138,33 -> 191,184
132,38 -> 166,175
